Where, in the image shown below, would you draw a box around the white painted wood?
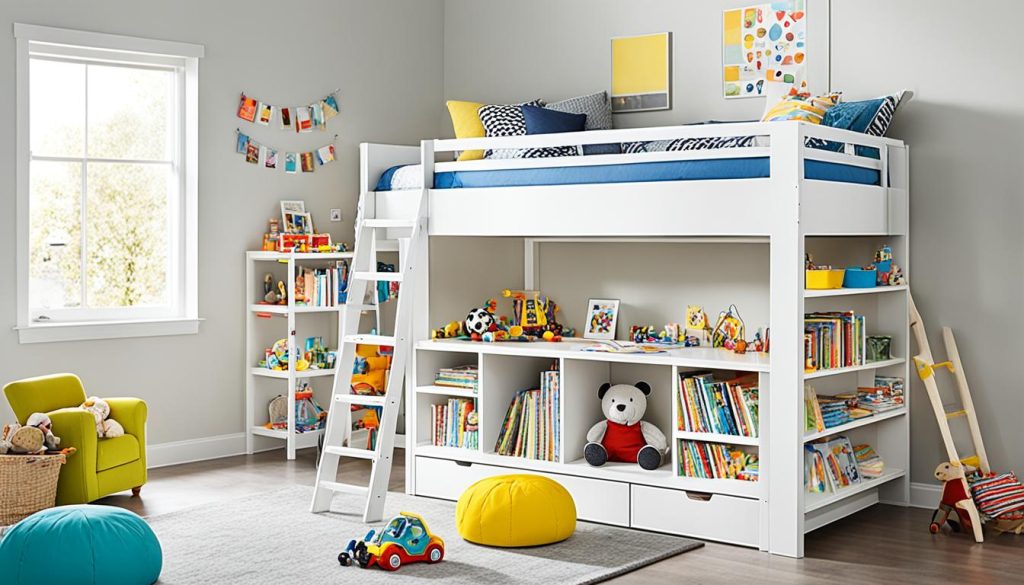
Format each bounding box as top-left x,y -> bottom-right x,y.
14,23 -> 205,58
801,181 -> 889,235
804,489 -> 878,533
631,485 -> 760,547
414,456 -> 631,526
804,467 -> 906,512
360,143 -> 419,195
767,121 -> 804,558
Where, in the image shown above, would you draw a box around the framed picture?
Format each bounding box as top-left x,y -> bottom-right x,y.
585,299 -> 620,340
283,211 -> 313,235
280,200 -> 305,228
610,32 -> 671,113
722,2 -> 808,99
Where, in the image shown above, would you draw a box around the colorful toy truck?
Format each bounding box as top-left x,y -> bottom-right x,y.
338,512 -> 444,571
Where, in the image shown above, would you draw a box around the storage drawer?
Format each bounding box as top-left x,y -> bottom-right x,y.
414,455 -> 630,526
631,484 -> 760,547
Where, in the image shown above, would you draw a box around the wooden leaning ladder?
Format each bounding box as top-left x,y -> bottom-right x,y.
310,190 -> 427,523
909,293 -> 988,541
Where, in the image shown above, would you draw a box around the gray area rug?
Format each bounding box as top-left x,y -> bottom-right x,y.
148,485 -> 702,584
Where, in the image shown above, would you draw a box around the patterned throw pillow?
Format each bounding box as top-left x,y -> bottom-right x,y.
478,100 -> 544,159
546,91 -> 619,155
807,91 -> 907,154
665,135 -> 758,151
761,92 -> 841,125
516,105 -> 585,159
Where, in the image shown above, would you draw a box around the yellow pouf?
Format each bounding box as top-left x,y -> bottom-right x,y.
456,474 -> 576,547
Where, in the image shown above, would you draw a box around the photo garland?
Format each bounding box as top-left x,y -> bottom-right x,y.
235,130 -> 337,174
237,90 -> 340,132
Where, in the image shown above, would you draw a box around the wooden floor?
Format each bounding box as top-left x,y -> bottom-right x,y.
101,448 -> 1024,584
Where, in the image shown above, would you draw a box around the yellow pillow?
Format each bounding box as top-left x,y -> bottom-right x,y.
761,92 -> 840,125
446,100 -> 486,161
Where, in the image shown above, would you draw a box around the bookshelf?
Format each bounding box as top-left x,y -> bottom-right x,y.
244,250 -> 354,460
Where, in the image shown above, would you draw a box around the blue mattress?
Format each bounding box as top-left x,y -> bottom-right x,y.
375,158 -> 880,191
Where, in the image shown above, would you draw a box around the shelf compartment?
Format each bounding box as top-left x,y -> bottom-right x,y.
803,284 -> 908,298
247,251 -> 353,261
249,304 -> 344,314
803,408 -> 906,443
674,430 -> 759,447
250,426 -> 324,450
250,367 -> 336,379
804,467 -> 906,513
804,357 -> 905,380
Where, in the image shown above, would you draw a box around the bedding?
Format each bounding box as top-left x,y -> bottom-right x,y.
546,91 -> 619,155
518,105 -> 586,158
446,100 -> 487,161
374,158 -> 880,192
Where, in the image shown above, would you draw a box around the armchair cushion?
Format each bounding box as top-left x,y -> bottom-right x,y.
97,435 -> 140,472
4,373 -> 87,422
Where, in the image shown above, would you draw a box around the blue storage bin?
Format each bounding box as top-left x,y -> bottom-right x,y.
843,267 -> 877,288
874,260 -> 891,284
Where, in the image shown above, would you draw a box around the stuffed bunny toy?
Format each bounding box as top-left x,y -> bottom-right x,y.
26,412 -> 61,451
80,397 -> 125,438
0,423 -> 46,455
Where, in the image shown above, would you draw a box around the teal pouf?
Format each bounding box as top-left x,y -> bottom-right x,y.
0,505 -> 162,585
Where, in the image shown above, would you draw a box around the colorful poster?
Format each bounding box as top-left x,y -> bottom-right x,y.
284,152 -> 297,174
300,152 -> 315,172
322,95 -> 339,121
315,144 -> 335,165
245,140 -> 260,164
235,132 -> 249,153
237,94 -> 257,122
265,148 -> 278,169
723,1 -> 806,99
295,106 -> 312,133
280,107 -> 292,130
256,102 -> 273,126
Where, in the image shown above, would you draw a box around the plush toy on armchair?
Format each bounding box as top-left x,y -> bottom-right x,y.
584,382 -> 667,470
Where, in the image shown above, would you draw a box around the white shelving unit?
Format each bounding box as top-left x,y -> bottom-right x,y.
244,250 -> 353,459
355,121 -> 911,557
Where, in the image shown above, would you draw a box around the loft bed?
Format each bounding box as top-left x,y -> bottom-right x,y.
356,121 -> 910,559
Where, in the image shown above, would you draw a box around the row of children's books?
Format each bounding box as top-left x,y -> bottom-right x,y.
430,398 -> 478,449
804,311 -> 866,372
677,373 -> 759,438
434,365 -> 478,392
804,436 -> 885,493
297,261 -> 349,307
677,440 -> 759,482
493,369 -> 560,462
805,377 -> 906,434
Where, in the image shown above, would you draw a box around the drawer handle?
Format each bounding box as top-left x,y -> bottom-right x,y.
685,491 -> 714,502
455,461 -> 473,468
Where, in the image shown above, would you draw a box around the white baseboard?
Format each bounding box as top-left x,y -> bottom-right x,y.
909,481 -> 942,509
146,432 -> 247,469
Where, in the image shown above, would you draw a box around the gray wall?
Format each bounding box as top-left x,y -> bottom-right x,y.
442,0 -> 1023,485
0,0 -> 445,446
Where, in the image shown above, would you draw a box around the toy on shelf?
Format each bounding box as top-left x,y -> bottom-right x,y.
304,337 -> 336,370
584,382 -> 668,471
684,305 -> 712,347
80,397 -> 125,438
629,324 -> 685,345
352,344 -> 392,396
262,338 -> 310,371
711,304 -> 745,350
338,512 -> 444,571
502,289 -> 573,338
266,385 -> 326,433
377,262 -> 399,303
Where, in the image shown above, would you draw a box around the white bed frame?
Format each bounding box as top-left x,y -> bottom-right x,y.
357,121 -> 910,558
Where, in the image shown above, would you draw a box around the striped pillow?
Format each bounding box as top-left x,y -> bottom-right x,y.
971,473 -> 1024,520
762,92 -> 841,125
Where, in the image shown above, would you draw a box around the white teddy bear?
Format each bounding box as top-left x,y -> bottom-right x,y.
584,382 -> 668,470
26,412 -> 61,451
80,397 -> 125,438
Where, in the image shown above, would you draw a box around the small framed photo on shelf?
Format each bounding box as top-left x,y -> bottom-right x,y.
584,298 -> 620,340
284,211 -> 313,235
867,335 -> 892,362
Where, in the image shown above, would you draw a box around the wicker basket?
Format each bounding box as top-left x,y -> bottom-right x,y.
0,453 -> 66,526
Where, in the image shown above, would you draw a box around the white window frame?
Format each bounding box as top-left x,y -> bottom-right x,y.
15,24 -> 203,344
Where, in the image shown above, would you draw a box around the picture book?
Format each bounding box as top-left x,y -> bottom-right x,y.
677,372 -> 759,438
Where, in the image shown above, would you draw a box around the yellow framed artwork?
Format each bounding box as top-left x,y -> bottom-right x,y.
610,32 -> 671,113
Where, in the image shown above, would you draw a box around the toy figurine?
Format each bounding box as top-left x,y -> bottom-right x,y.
685,305 -> 712,346
276,281 -> 287,305
502,289 -> 571,337
889,263 -> 907,285
929,461 -> 983,542
263,274 -> 281,303
749,328 -> 766,352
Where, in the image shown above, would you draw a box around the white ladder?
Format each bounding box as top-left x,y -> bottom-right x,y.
311,192 -> 426,523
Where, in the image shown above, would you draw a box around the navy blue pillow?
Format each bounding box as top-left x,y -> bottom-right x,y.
522,105 -> 586,134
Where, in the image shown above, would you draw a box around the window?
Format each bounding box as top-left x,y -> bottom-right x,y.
15,25 -> 203,343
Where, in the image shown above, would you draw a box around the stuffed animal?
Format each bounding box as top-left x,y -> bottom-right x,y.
584,382 -> 668,470
80,397 -> 125,438
0,424 -> 46,454
26,412 -> 60,451
929,461 -> 983,542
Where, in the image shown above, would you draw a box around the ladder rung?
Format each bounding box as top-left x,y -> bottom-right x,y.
343,303 -> 378,312
343,334 -> 396,346
945,409 -> 967,419
335,394 -> 387,407
353,271 -> 404,282
318,481 -> 369,496
323,445 -> 377,460
363,219 -> 416,229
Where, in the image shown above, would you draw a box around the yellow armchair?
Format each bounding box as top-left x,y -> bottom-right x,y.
3,373 -> 147,505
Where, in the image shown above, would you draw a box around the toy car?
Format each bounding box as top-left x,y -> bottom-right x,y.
338,511 -> 444,571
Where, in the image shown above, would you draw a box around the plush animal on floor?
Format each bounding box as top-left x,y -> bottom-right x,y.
584,382 -> 668,470
0,423 -> 46,454
929,461 -> 983,542
80,397 -> 125,438
26,412 -> 60,451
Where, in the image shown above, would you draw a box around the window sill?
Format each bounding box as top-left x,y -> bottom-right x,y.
16,317 -> 203,344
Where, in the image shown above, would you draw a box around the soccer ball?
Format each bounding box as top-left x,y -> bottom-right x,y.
465,307 -> 495,336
